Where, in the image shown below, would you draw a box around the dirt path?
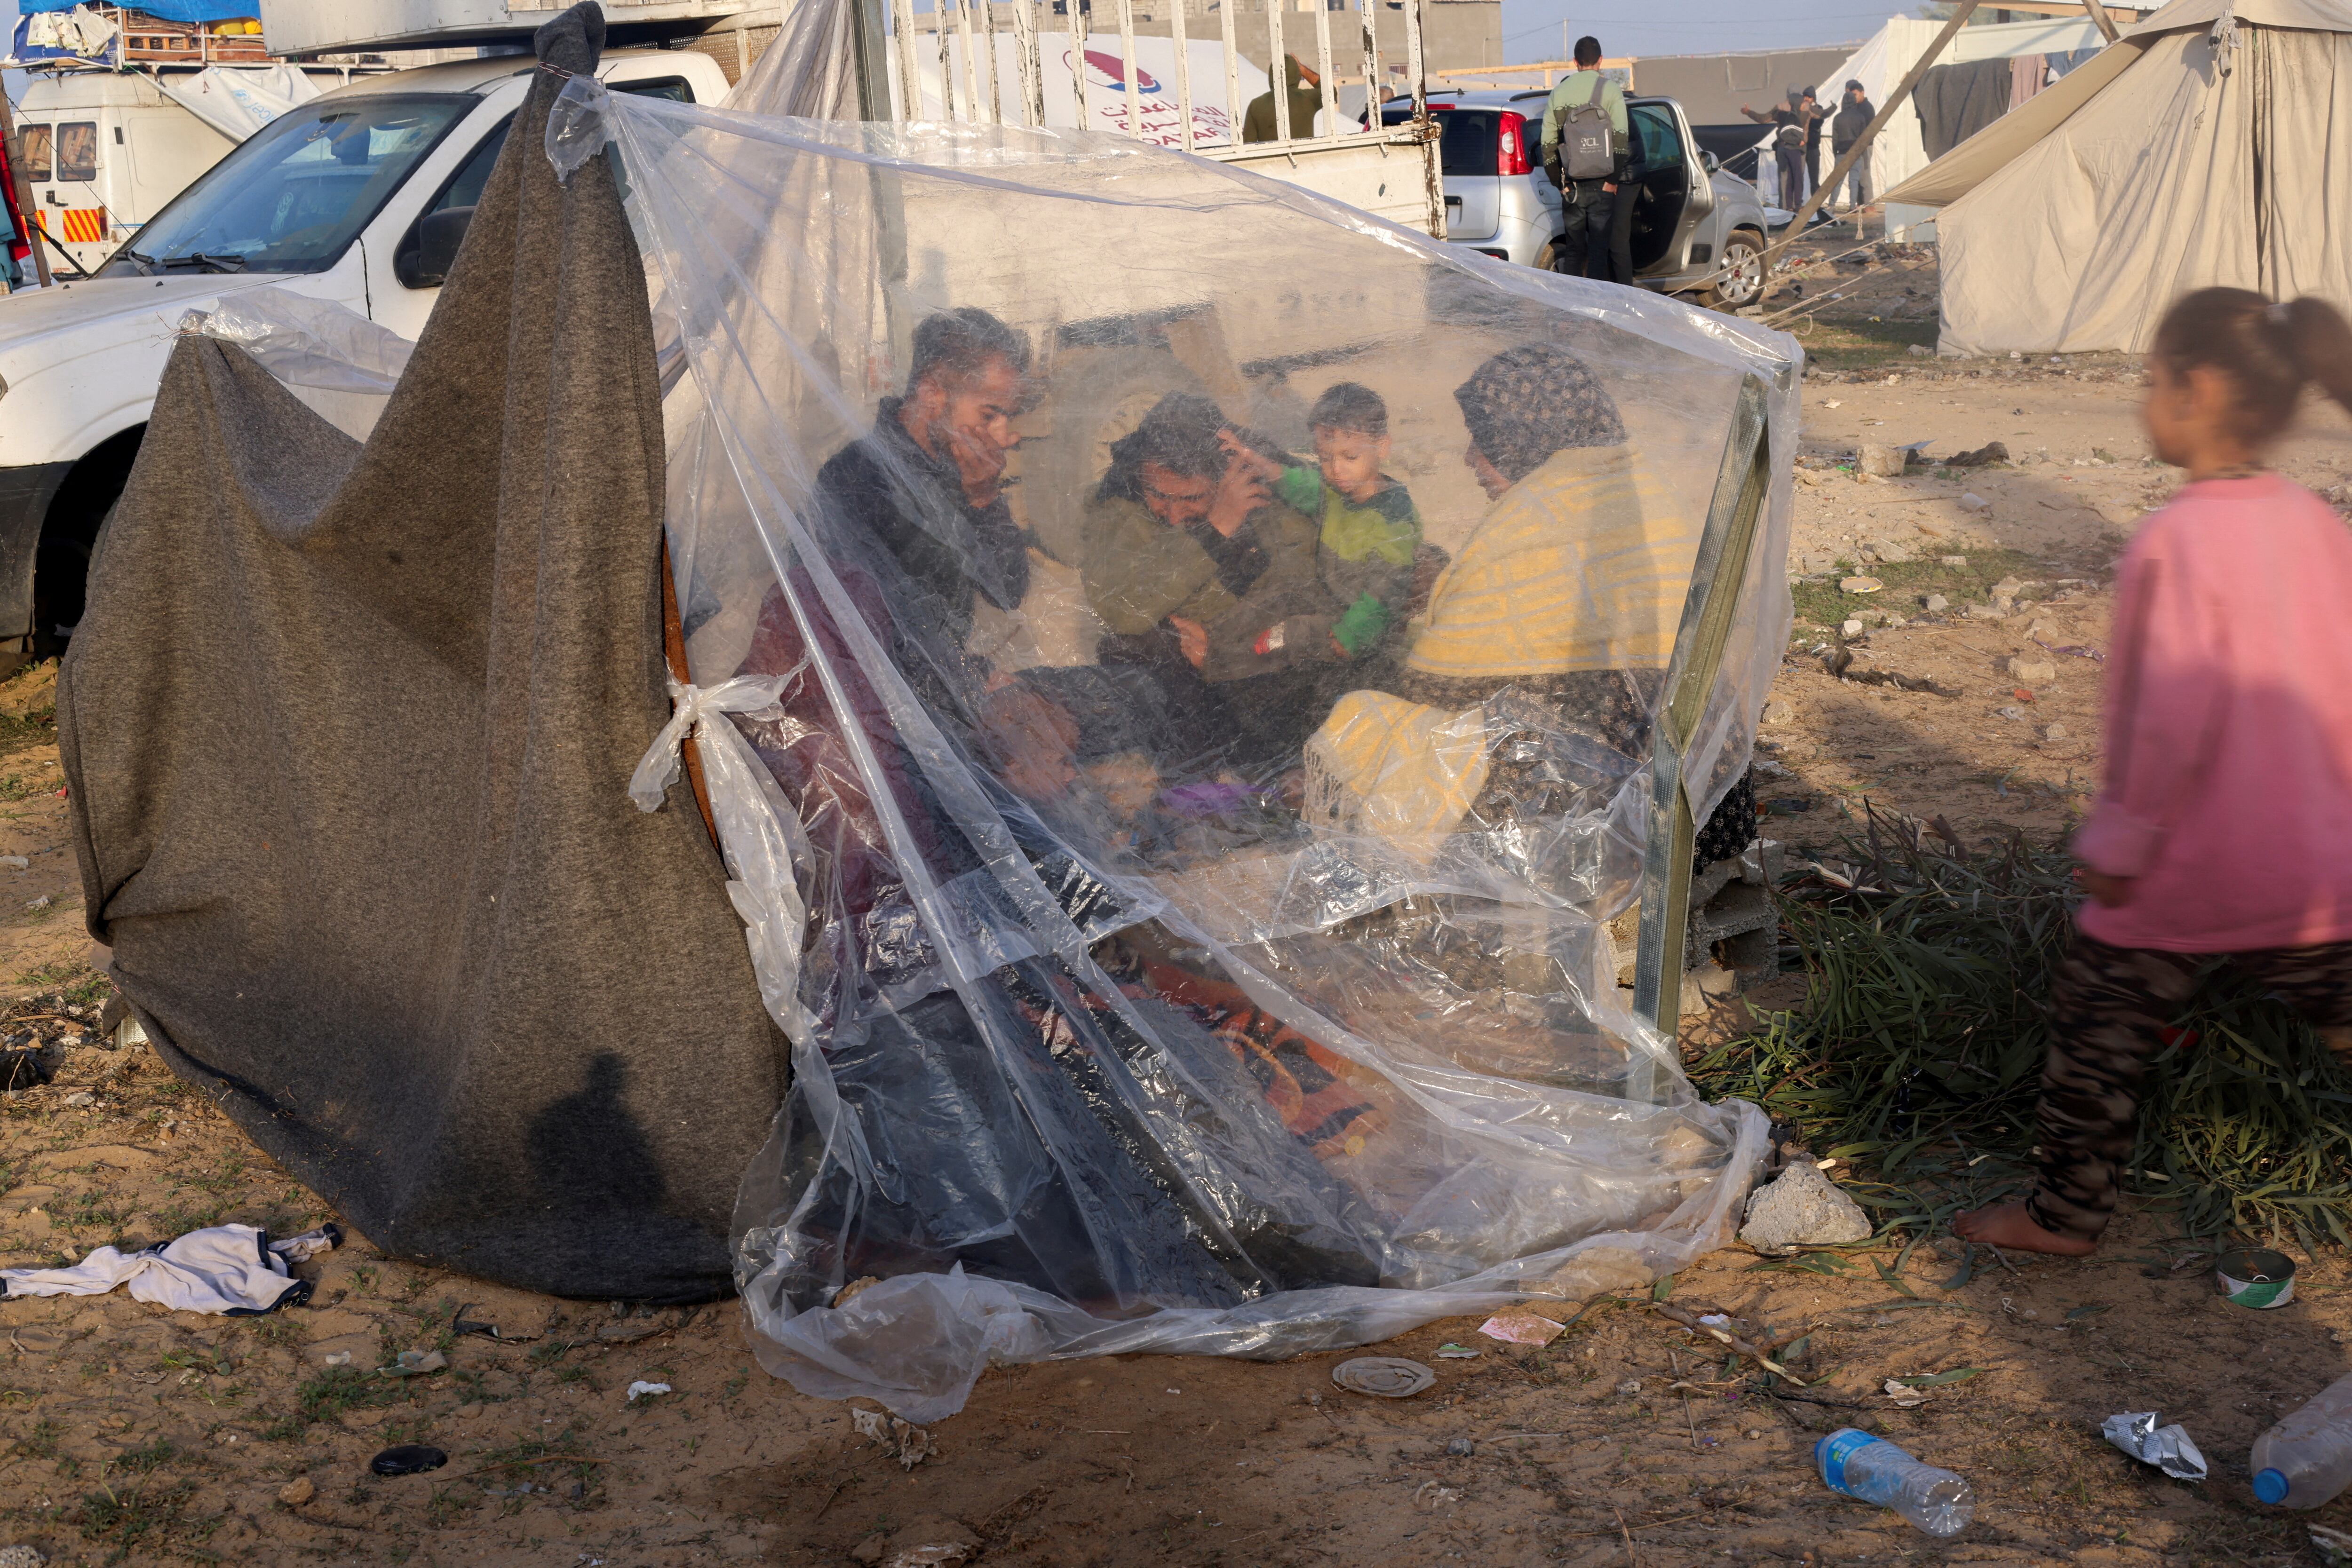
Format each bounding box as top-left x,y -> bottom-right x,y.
0,345 -> 2347,1568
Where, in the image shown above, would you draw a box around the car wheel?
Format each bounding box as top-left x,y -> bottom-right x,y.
1707,230 -> 1766,311
1532,240 -> 1559,273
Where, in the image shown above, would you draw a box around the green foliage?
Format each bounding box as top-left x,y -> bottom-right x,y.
1693,823 -> 2352,1248
1788,546 -> 2040,631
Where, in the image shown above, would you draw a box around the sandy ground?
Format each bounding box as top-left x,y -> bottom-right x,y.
0,326 -> 2350,1567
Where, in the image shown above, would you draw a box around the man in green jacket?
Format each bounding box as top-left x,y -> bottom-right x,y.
1243,54 -> 1324,143
1539,35 -> 1629,282
1081,393 -> 1330,776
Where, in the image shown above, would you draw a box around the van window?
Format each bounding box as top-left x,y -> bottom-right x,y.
1382,105 -> 1498,178
55,122 -> 98,183
101,93 -> 469,276
428,116 -> 512,218
19,124 -> 53,182
616,76 -> 694,104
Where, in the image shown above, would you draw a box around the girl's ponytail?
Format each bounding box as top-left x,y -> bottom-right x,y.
2281,295 -> 2352,425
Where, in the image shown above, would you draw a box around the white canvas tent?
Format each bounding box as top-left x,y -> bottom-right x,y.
1884,0 -> 2352,356
1748,13 -> 2109,213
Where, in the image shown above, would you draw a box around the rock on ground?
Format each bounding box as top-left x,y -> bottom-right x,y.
1738,1158 -> 1874,1255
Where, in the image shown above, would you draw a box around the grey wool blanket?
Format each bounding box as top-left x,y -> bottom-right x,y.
57,4 -> 786,1302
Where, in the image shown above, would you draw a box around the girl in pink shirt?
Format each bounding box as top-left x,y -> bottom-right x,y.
1958,288 -> 2352,1257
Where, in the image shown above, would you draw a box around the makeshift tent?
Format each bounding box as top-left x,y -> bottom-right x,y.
59,4 -> 790,1304
1784,12 -> 2110,211
72,0 -> 1796,1421
1887,0 -> 2352,355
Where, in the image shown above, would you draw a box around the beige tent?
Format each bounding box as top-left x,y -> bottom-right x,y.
1882,0 -> 2352,356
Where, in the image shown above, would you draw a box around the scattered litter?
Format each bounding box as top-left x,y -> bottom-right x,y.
2314,1526 -> 2352,1566
59,1091 -> 93,1108
1332,1357 -> 1435,1398
1433,1343 -> 1480,1359
1478,1310 -> 1565,1346
1445,1437 -> 1475,1456
1996,706 -> 2029,721
323,1350 -> 353,1367
1923,594 -> 1950,613
278,1476 -> 315,1507
452,1300 -> 542,1342
1816,1428 -> 1975,1536
2043,723 -> 2070,742
1824,398 -> 1844,408
1698,1313 -> 1732,1328
1740,1159 -> 1871,1255
0,1052 -> 51,1092
852,1405 -> 938,1468
1414,1481 -> 1462,1510
2102,1411 -> 2209,1481
2218,1248 -> 2297,1309
0,857 -> 24,871
1616,1379 -> 1643,1396
0,1222 -> 334,1313
1840,576 -> 1884,594
22,896 -> 48,912
385,1349 -> 447,1377
369,1444 -> 448,1477
0,1548 -> 44,1568
625,1380 -> 672,1403
1884,1379 -> 1929,1407
1960,493 -> 1990,512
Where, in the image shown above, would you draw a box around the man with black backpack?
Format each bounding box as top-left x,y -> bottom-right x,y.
1539,35 -> 1629,282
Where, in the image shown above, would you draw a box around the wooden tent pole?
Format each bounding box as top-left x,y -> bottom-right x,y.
2082,0 -> 2122,44
1764,0 -> 1984,261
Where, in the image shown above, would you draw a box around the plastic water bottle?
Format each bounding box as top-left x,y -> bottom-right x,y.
2254,1371 -> 2352,1507
1815,1427 -> 1975,1536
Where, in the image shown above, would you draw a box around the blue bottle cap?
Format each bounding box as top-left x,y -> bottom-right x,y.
2254,1468 -> 2290,1505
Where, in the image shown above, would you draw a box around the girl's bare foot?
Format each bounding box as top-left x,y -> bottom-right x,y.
1953,1201 -> 2098,1257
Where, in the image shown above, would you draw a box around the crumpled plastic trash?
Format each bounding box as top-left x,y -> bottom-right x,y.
625,1380 -> 672,1403
385,1349 -> 447,1377
2101,1411 -> 2208,1481
1331,1357 -> 1435,1397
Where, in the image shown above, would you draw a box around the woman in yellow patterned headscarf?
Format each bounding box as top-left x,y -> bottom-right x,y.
1304,344 -> 1699,862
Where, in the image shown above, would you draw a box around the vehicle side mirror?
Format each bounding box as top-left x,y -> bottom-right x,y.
394,205 -> 474,290
1702,150 -> 1721,173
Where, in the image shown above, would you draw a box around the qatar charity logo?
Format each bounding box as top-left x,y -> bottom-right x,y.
1074,48 -> 1161,92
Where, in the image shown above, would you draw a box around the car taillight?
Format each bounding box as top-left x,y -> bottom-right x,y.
1497,111 -> 1530,176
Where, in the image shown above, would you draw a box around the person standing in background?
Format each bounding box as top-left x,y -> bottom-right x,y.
1740,87 -> 1814,210
1831,79 -> 1876,211
1539,35 -> 1629,282
1243,54 -> 1324,143
1798,87 -> 1825,194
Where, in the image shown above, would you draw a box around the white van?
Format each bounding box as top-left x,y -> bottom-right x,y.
12,71 -> 245,277
0,46 -> 728,657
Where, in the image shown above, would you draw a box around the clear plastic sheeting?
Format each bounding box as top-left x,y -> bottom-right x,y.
176,286 -> 415,396
565,69 -> 1795,1420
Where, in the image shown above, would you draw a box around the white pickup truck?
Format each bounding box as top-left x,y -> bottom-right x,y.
0,45 -> 729,659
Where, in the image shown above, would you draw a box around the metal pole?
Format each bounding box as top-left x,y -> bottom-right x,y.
1630,373 -> 1773,1044
1114,0 -> 1141,135
1268,0 -> 1290,142
1764,0 -> 1983,261
1169,0 -> 1195,150
1312,0 -> 1335,137
0,88 -> 51,288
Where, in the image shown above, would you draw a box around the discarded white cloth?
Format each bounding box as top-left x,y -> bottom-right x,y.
0,1223 -> 340,1314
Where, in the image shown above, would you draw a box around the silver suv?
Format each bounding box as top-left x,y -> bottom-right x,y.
1384,88 -> 1770,310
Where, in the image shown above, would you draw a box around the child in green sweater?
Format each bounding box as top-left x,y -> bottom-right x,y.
1218,381 -> 1422,671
